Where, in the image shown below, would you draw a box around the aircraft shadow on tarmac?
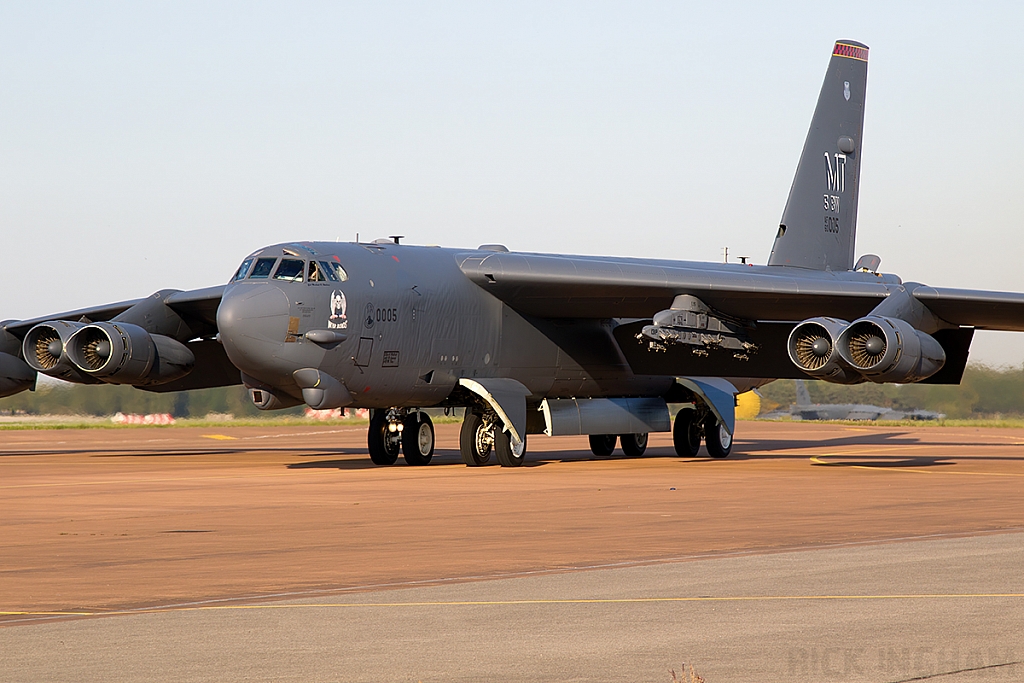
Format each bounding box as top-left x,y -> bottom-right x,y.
810,455 -> 957,468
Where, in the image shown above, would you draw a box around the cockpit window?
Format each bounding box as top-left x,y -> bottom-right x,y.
248,257 -> 278,279
232,258 -> 255,282
320,261 -> 348,282
308,260 -> 327,282
273,259 -> 305,282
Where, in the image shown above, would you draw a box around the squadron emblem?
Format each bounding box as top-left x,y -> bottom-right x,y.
328,290 -> 348,329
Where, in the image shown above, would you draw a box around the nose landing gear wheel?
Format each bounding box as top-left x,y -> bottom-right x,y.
620,433 -> 648,457
460,411 -> 493,466
588,434 -> 617,456
402,412 -> 435,466
703,417 -> 733,458
672,409 -> 701,457
494,428 -> 526,467
368,410 -> 401,465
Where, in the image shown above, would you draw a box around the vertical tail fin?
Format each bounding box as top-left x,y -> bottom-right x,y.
768,40 -> 869,270
795,379 -> 812,406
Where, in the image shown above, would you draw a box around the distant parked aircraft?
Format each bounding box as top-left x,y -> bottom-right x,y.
766,380 -> 944,421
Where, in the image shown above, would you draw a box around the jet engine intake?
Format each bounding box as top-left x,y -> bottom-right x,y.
65,322 -> 195,386
787,317 -> 863,384
837,316 -> 945,383
23,321 -> 101,384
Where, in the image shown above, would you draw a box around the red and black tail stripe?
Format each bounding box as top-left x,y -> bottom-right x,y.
833,42 -> 869,61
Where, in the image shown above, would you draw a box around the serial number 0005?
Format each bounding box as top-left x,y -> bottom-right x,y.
375,307 -> 398,323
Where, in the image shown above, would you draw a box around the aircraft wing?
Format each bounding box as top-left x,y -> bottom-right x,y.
3,285 -> 225,340
458,252 -> 892,322
912,287 -> 1024,332
459,252 -> 1024,332
2,285 -> 235,393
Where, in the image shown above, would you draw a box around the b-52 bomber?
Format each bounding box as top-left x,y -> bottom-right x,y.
3,40 -> 1024,466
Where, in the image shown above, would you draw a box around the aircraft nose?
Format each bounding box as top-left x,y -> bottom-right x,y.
217,285 -> 290,370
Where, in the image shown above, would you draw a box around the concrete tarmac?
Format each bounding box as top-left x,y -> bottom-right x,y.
2,421 -> 1023,681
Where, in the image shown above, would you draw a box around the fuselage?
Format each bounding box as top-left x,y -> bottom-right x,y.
217,240 -> 684,409
216,239 -> 907,411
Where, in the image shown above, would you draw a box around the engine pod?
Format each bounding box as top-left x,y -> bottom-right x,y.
22,321 -> 102,384
837,315 -> 946,383
66,322 -> 195,386
787,317 -> 863,384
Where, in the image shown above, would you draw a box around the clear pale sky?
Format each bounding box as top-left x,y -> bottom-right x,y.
3,2 -> 1023,366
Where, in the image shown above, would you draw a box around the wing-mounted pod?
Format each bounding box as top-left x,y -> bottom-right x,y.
641,295 -> 758,358
837,316 -> 945,383
65,322 -> 195,386
23,321 -> 103,384
787,317 -> 864,384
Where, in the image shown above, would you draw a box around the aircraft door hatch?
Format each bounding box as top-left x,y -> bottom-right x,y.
354,337 -> 373,367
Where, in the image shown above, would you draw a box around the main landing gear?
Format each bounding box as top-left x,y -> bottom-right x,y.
460,410 -> 527,467
671,407 -> 732,458
368,409 -> 435,466
587,433 -> 650,457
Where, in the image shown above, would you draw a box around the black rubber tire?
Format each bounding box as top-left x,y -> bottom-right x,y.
402,412 -> 434,466
588,434 -> 617,456
620,433 -> 648,457
367,410 -> 401,465
459,411 -> 492,466
494,428 -> 526,467
703,417 -> 733,459
672,409 -> 702,457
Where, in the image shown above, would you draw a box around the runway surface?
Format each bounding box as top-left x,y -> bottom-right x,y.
2,421 -> 1023,681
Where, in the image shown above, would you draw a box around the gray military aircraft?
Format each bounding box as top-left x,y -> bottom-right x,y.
3,40 -> 1024,466
764,380 -> 944,421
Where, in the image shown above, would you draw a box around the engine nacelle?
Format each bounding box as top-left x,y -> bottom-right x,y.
0,352 -> 36,398
837,315 -> 945,383
22,321 -> 102,384
787,317 -> 864,384
65,322 -> 195,386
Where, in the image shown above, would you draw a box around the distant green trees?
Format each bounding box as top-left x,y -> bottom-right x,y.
0,382 -> 304,418
758,365 -> 1024,418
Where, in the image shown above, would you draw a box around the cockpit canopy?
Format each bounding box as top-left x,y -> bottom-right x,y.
231,256 -> 348,283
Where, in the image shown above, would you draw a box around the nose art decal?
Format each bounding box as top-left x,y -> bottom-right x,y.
328,290 -> 348,329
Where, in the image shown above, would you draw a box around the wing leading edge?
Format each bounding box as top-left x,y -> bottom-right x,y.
457,251 -> 895,322
458,252 -> 1024,333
